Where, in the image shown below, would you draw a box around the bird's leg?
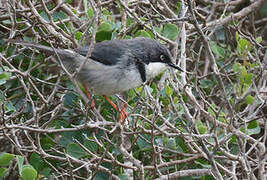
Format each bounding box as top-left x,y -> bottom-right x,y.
120,103 -> 129,124
82,84 -> 95,109
103,95 -> 129,123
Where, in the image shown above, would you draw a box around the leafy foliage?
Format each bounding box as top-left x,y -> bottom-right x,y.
0,0 -> 266,180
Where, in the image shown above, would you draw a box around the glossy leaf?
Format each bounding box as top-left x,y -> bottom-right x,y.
21,165 -> 37,180
233,63 -> 242,73
67,143 -> 87,159
245,95 -> 254,104
135,30 -> 151,38
118,174 -> 129,180
256,36 -> 262,43
96,31 -> 112,42
137,135 -> 151,150
196,120 -> 207,134
84,140 -> 98,152
0,153 -> 14,166
16,155 -> 24,175
87,8 -> 94,18
64,91 -> 78,107
97,22 -> 112,32
165,85 -> 173,96
0,167 -> 7,178
30,153 -> 51,176
166,138 -> 176,150
162,23 -> 178,40
210,41 -> 225,57
75,31 -> 83,41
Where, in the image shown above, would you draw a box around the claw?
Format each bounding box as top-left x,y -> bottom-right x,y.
104,95 -> 129,124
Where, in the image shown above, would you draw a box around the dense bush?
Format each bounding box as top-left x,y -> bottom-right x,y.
0,0 -> 266,179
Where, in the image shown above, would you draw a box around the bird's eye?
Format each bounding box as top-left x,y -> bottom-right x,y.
160,54 -> 165,61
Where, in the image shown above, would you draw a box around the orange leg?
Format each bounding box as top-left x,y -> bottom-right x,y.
81,85 -> 128,123
103,95 -> 129,123
82,84 -> 95,109
120,103 -> 129,124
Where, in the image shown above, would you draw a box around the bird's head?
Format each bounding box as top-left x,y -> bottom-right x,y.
133,38 -> 183,79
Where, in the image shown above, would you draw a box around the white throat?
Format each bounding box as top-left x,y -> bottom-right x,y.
145,62 -> 167,80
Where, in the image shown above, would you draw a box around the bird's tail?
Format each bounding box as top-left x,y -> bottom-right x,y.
5,39 -> 84,72
6,39 -> 59,55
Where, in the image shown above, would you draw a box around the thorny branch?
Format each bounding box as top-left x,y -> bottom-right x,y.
0,0 -> 266,179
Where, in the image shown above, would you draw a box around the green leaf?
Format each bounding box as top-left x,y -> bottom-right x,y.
84,140 -> 98,152
95,22 -> 113,41
248,120 -> 258,129
240,66 -> 253,85
83,0 -> 88,14
233,63 -> 241,73
196,120 -> 207,134
52,11 -> 67,21
0,80 -> 5,85
39,11 -> 49,21
246,120 -> 260,135
75,31 -> 83,41
64,91 -> 78,107
256,36 -> 262,44
16,155 -> 24,175
210,41 -> 225,57
30,153 -> 51,176
215,26 -> 226,41
166,138 -> 176,150
240,66 -> 247,75
118,174 -> 129,180
176,2 -> 181,14
198,125 -> 207,134
40,135 -> 54,150
0,66 -> 12,85
244,73 -> 253,85
137,135 -> 151,150
237,38 -> 252,55
30,153 -> 45,172
165,85 -> 173,96
94,172 -> 109,180
173,97 -> 179,104
87,8 -> 94,18
4,101 -> 16,113
245,95 -> 254,104
95,31 -> 112,42
195,160 -> 212,169
0,153 -> 14,166
135,30 -> 151,38
199,79 -> 214,89
0,167 -> 7,178
247,126 -> 261,135
102,8 -> 111,16
97,22 -> 112,32
67,143 -> 87,159
0,90 -> 4,105
21,165 -> 37,180
162,23 -> 179,40
241,120 -> 261,135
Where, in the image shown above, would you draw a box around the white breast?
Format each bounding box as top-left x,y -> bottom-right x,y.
145,62 -> 167,80
77,60 -> 167,95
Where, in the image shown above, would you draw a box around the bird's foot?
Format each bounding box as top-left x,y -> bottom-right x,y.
119,103 -> 129,124
82,83 -> 95,109
104,95 -> 129,124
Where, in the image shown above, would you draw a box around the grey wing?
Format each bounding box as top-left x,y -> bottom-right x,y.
76,40 -> 131,66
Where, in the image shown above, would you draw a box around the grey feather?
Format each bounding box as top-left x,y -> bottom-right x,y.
7,38 -> 181,95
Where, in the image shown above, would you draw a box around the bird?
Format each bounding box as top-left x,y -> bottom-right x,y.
7,37 -> 182,121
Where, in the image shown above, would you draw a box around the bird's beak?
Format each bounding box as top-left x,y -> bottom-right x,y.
168,63 -> 183,72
